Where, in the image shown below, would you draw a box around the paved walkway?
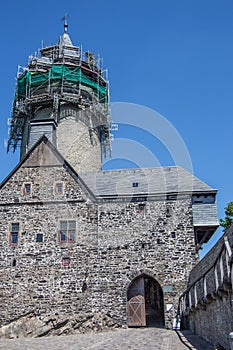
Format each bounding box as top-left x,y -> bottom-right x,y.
0,327 -> 214,350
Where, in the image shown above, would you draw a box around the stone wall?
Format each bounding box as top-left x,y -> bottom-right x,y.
96,198 -> 197,329
0,166 -> 98,329
0,151 -> 199,337
179,224 -> 233,350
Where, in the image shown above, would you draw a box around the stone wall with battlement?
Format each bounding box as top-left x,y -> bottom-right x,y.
179,224 -> 233,350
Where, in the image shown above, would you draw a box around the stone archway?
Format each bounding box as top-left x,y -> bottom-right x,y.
126,274 -> 164,327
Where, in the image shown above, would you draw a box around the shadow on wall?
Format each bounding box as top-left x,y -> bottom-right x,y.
177,330 -> 218,350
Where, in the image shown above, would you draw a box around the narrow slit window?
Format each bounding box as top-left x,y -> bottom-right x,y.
171,232 -> 176,238
60,221 -> 67,242
68,221 -> 76,243
10,223 -> 19,246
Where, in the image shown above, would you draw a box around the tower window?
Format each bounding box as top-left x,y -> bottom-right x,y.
10,223 -> 19,246
55,182 -> 63,195
62,257 -> 70,267
59,220 -> 76,243
24,183 -> 31,195
36,233 -> 43,242
132,182 -> 139,187
171,232 -> 176,239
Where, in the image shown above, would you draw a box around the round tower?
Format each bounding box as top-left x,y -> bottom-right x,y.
7,22 -> 111,173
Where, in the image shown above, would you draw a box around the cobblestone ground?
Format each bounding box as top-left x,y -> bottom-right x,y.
0,328 -> 214,350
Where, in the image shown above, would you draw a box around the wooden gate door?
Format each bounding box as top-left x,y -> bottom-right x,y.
127,276 -> 146,326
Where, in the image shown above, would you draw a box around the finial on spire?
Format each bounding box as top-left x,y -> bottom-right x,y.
61,13 -> 69,33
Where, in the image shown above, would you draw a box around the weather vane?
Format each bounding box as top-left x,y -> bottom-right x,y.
61,13 -> 69,33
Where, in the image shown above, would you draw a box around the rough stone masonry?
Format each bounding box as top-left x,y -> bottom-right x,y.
0,26 -> 219,338
0,137 -> 218,337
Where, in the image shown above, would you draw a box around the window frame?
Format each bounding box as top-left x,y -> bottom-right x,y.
59,220 -> 76,244
36,233 -> 44,243
23,183 -> 32,195
10,223 -> 19,246
55,182 -> 64,195
62,257 -> 71,267
171,232 -> 176,239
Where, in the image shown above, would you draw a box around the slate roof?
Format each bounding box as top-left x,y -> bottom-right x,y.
192,204 -> 219,226
80,166 -> 217,198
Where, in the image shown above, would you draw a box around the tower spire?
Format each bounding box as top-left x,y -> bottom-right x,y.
61,14 -> 68,33
8,20 -> 111,171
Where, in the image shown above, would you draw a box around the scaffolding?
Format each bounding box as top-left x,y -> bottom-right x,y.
7,31 -> 111,158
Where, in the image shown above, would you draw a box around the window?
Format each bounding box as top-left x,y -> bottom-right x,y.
59,220 -> 76,243
62,257 -> 70,267
132,182 -> 139,187
55,182 -> 63,195
24,183 -> 31,195
138,203 -> 145,213
36,233 -> 43,242
10,223 -> 19,246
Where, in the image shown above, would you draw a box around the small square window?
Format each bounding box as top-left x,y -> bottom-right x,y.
62,257 -> 70,267
171,232 -> 176,239
138,203 -> 145,213
36,233 -> 43,242
132,182 -> 139,187
24,183 -> 31,195
55,183 -> 63,195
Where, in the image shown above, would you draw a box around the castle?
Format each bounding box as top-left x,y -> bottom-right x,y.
0,23 -> 219,336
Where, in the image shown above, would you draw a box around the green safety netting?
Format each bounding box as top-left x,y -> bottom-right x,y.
17,65 -> 107,102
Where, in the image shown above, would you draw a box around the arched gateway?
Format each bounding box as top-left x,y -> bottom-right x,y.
127,274 -> 165,327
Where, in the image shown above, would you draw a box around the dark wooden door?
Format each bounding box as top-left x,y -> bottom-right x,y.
127,276 -> 146,326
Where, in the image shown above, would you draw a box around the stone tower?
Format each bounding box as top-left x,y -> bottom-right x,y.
7,22 -> 110,173
0,21 -> 219,336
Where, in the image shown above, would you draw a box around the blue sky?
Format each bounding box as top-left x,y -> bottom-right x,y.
0,1 -> 232,257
